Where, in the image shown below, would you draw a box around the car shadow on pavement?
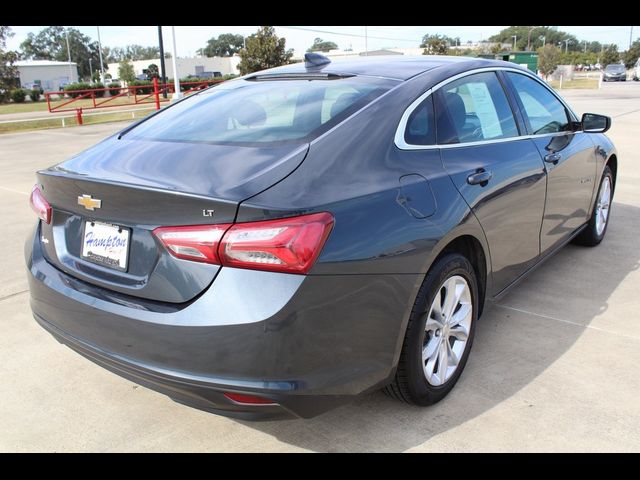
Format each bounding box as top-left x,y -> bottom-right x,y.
240,202 -> 640,452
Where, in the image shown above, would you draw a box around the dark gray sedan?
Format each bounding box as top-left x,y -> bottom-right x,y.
26,55 -> 617,419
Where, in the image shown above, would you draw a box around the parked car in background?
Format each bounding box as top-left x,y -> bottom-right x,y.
633,58 -> 639,81
27,55 -> 618,419
603,64 -> 627,81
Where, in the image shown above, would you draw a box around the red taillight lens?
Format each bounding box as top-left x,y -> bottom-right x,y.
29,185 -> 51,224
153,224 -> 232,264
223,392 -> 277,405
153,212 -> 334,274
219,212 -> 334,274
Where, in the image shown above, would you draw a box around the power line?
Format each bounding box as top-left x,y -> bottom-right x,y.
277,26 -> 420,44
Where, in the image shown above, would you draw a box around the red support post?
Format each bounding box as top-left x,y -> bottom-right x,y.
153,77 -> 160,110
76,108 -> 83,125
46,93 -> 51,112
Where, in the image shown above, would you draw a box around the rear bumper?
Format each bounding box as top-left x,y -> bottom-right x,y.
26,223 -> 421,419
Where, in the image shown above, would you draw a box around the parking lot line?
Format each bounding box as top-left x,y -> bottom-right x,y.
493,303 -> 640,342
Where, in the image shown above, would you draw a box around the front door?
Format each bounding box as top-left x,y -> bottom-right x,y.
504,71 -> 597,253
436,71 -> 547,294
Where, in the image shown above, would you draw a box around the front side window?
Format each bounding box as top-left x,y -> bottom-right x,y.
506,72 -> 570,135
124,76 -> 398,146
435,71 -> 519,145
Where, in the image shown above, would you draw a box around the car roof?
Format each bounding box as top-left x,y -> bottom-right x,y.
258,55 -> 516,81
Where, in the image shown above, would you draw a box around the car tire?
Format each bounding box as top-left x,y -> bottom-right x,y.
574,165 -> 614,247
384,253 -> 478,406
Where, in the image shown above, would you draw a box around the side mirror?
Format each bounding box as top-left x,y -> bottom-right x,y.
582,113 -> 611,133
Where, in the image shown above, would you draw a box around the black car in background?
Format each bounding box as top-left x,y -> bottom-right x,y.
27,55 -> 617,419
603,64 -> 627,81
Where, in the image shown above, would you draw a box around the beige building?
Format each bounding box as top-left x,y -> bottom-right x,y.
107,56 -> 240,81
15,60 -> 79,91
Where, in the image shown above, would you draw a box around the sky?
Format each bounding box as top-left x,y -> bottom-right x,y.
6,26 -> 640,58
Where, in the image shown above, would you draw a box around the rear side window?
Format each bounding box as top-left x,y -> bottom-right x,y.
404,96 -> 435,145
434,71 -> 519,144
506,72 -> 570,135
124,76 -> 398,145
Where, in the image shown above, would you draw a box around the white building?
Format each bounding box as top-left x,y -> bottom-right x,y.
107,56 -> 240,81
15,60 -> 79,91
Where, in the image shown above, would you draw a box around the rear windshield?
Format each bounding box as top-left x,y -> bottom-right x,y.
606,65 -> 625,72
124,76 -> 398,146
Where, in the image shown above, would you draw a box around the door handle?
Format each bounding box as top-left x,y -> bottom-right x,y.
466,169 -> 493,186
544,152 -> 562,164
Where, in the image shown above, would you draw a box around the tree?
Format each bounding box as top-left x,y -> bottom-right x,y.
107,45 -> 160,62
146,63 -> 159,79
420,34 -> 454,55
118,59 -> 135,84
238,26 -> 293,75
197,33 -> 244,57
0,26 -> 19,102
601,44 -> 620,66
623,38 -> 640,69
538,45 -> 561,78
490,26 -> 578,52
307,38 -> 338,53
19,26 -> 103,80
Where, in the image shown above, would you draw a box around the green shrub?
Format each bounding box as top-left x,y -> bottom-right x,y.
10,89 -> 27,103
129,80 -> 153,95
180,76 -> 201,91
64,82 -> 92,98
108,82 -> 121,96
29,89 -> 40,102
91,82 -> 105,98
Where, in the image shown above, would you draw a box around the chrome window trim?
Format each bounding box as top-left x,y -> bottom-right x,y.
394,66 -> 580,151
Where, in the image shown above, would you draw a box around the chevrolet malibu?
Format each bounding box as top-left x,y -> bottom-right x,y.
26,55 -> 617,419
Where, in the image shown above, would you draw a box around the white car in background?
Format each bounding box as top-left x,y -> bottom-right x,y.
633,58 -> 639,81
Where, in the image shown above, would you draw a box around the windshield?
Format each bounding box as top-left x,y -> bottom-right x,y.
606,65 -> 625,72
124,76 -> 398,146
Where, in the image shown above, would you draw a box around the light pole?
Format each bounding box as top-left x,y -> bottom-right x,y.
527,26 -> 537,51
96,26 -> 105,85
364,26 -> 368,56
583,40 -> 587,53
564,39 -> 571,54
512,35 -> 517,51
64,28 -> 73,81
630,26 -> 634,49
89,57 -> 93,81
171,26 -> 183,101
540,35 -> 545,47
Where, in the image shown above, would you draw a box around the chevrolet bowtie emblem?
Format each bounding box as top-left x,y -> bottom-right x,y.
77,194 -> 102,211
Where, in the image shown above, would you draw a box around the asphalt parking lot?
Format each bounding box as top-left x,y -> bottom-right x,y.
1,81 -> 639,452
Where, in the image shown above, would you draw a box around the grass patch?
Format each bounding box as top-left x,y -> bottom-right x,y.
548,77 -> 599,90
0,109 -> 154,134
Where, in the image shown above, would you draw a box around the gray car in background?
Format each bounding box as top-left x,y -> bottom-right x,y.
26,55 -> 617,419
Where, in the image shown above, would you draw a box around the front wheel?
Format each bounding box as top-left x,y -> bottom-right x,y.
384,253 -> 478,406
574,165 -> 613,246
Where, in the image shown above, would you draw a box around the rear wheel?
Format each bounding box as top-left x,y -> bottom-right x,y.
384,253 -> 478,406
574,165 -> 613,246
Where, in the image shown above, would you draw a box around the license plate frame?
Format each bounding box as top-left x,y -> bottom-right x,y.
81,220 -> 131,272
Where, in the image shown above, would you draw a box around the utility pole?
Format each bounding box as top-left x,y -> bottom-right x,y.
583,40 -> 587,53
158,26 -> 167,99
89,57 -> 93,81
364,26 -> 368,56
540,35 -> 545,48
631,26 -> 634,49
512,35 -> 517,51
171,26 -> 183,102
97,26 -> 105,85
64,28 -> 73,81
564,39 -> 570,54
527,26 -> 536,51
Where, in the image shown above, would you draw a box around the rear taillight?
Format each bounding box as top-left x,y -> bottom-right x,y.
223,392 -> 277,405
153,224 -> 231,264
29,185 -> 51,224
153,212 -> 334,274
219,212 -> 334,274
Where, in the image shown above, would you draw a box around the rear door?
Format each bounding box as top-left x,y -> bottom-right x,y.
504,71 -> 597,253
436,71 -> 547,294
